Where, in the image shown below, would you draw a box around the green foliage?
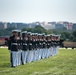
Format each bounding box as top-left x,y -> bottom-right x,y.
34,25 -> 46,33
51,29 -> 76,42
72,30 -> 76,37
0,27 -> 16,36
22,25 -> 52,34
0,25 -> 76,42
51,28 -> 68,34
60,31 -> 71,40
46,29 -> 53,34
22,28 -> 34,32
0,48 -> 76,75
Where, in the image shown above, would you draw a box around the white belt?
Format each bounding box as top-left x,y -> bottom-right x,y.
23,43 -> 27,45
40,43 -> 41,45
43,42 -> 45,44
29,44 -> 32,45
48,44 -> 50,45
12,43 -> 17,45
18,44 -> 20,45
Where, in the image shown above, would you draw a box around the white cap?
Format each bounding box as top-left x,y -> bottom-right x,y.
12,30 -> 21,33
42,33 -> 45,36
27,32 -> 31,34
47,34 -> 50,36
34,33 -> 38,35
22,31 -> 27,34
31,33 -> 35,36
38,34 -> 42,36
55,35 -> 60,38
50,34 -> 55,36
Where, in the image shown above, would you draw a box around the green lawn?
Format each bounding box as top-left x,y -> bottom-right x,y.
0,48 -> 76,75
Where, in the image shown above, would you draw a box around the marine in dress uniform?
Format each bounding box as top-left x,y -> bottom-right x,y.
52,35 -> 57,56
54,35 -> 57,55
37,34 -> 42,60
50,34 -> 54,56
55,35 -> 61,54
32,33 -> 38,61
41,33 -> 46,59
55,35 -> 60,55
35,33 -> 39,61
37,34 -> 41,60
8,30 -> 21,67
17,30 -> 22,66
46,35 -> 51,58
32,33 -> 35,61
21,31 -> 28,64
26,32 -> 33,63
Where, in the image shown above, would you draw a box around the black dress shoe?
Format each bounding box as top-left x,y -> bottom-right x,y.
21,62 -> 24,65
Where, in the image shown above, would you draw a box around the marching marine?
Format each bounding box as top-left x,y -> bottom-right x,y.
8,30 -> 21,67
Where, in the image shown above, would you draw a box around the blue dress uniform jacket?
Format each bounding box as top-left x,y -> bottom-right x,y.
8,35 -> 20,51
22,39 -> 28,51
43,40 -> 46,48
47,41 -> 50,48
35,40 -> 38,50
28,39 -> 32,50
32,40 -> 36,50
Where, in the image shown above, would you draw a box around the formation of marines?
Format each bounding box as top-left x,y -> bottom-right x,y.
7,29 -> 61,67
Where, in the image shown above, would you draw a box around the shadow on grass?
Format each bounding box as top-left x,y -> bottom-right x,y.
0,63 -> 11,68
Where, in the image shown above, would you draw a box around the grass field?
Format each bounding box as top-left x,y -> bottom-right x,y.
0,48 -> 76,75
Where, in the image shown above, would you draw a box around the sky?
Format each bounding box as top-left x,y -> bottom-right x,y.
0,0 -> 76,23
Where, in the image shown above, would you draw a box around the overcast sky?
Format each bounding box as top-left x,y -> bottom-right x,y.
0,0 -> 76,23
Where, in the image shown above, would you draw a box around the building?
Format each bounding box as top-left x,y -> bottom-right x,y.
41,21 -> 55,29
67,23 -> 73,30
16,23 -> 28,29
7,22 -> 28,29
48,22 -> 56,25
55,23 -> 64,29
0,22 -> 4,29
7,23 -> 17,28
0,22 -> 8,29
4,22 -> 7,29
28,22 -> 41,28
73,23 -> 76,30
63,22 -> 69,30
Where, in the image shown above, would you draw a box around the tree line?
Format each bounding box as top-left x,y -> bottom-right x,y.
0,25 -> 76,42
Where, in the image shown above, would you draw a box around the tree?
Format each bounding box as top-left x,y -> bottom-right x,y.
46,29 -> 53,34
72,30 -> 76,37
22,25 -> 48,34
60,31 -> 71,41
69,35 -> 74,41
34,25 -> 46,33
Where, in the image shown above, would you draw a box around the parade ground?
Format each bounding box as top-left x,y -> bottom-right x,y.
0,48 -> 76,75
